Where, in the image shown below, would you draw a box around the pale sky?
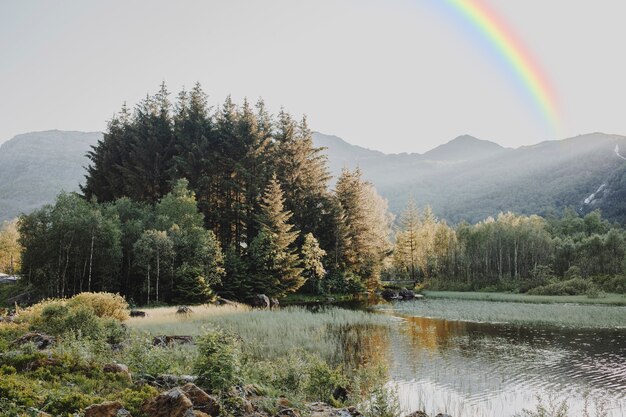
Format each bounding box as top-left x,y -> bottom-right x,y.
1,0 -> 625,153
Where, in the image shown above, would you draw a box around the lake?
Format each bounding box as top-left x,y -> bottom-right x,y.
364,298 -> 626,417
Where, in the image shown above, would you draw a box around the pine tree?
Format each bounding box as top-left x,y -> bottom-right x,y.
301,233 -> 326,293
394,198 -> 421,284
249,176 -> 303,297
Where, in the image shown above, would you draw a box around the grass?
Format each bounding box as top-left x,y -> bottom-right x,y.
128,304 -> 391,363
377,297 -> 626,328
423,290 -> 626,306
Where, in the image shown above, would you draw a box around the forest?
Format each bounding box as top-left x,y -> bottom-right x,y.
6,83 -> 626,304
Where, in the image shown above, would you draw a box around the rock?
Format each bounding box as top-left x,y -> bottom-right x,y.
182,410 -> 210,417
381,289 -> 401,301
434,414 -> 452,417
177,305 -> 193,315
180,383 -> 220,416
269,298 -> 280,309
142,387 -> 194,417
12,332 -> 55,349
307,402 -> 360,417
406,412 -> 429,417
275,408 -> 301,417
84,401 -> 128,417
25,357 -> 61,371
149,374 -> 197,388
130,310 -> 146,317
216,297 -> 237,306
103,363 -> 132,383
153,335 -> 195,347
248,294 -> 270,309
332,386 -> 348,402
414,294 -> 425,299
399,288 -> 416,300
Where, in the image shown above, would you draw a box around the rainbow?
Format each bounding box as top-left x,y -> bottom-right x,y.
440,0 -> 560,134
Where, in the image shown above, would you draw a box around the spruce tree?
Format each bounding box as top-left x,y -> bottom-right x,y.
249,175 -> 303,297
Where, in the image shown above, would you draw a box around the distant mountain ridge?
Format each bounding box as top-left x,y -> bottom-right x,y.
0,130 -> 101,222
0,130 -> 625,224
312,131 -> 626,223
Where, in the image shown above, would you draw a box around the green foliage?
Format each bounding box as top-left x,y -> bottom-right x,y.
20,293 -> 128,342
194,328 -> 242,392
249,176 -> 304,297
528,278 -> 596,296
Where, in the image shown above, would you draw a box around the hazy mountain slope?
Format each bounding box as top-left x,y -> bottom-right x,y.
421,135 -> 506,161
313,132 -> 626,224
0,130 -> 101,222
1,130 -> 624,225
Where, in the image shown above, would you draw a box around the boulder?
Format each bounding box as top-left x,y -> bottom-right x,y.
399,288 -> 416,300
406,412 -> 429,417
84,401 -> 129,417
307,402 -> 360,417
177,306 -> 193,315
103,363 -> 132,383
248,294 -> 270,309
381,289 -> 401,301
180,383 -> 220,416
141,387 -> 194,417
150,374 -> 197,388
130,310 -> 146,317
216,297 -> 237,306
153,335 -> 195,347
434,414 -> 452,417
12,332 -> 55,349
275,408 -> 301,417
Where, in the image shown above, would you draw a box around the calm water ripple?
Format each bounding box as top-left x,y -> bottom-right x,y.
371,299 -> 626,417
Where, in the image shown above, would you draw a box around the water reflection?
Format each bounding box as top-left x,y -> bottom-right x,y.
372,307 -> 626,416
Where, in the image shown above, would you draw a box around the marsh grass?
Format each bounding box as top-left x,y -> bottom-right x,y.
379,297 -> 626,328
423,290 -> 626,306
128,304 -> 391,362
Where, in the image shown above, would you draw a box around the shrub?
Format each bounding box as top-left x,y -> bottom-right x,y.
528,278 -> 595,296
67,292 -> 130,321
19,294 -> 128,342
194,328 -> 242,392
305,357 -> 347,404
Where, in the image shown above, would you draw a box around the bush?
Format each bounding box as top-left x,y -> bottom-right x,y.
67,292 -> 130,321
592,275 -> 626,294
194,328 -> 242,392
19,293 -> 128,343
528,278 -> 595,296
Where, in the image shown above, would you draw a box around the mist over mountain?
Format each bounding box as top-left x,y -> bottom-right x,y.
313,131 -> 626,223
0,130 -> 101,222
0,130 -> 625,224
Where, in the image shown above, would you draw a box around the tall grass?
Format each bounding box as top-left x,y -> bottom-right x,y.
128,304 -> 391,362
423,291 -> 626,306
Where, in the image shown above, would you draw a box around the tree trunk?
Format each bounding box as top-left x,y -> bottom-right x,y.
88,231 -> 95,292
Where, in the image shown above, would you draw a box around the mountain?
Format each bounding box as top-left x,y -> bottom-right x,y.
421,135 -> 506,161
0,130 -> 101,222
1,129 -> 625,225
313,131 -> 626,223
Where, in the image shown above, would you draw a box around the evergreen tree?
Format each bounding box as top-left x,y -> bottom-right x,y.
249,176 -> 303,297
301,233 -> 326,294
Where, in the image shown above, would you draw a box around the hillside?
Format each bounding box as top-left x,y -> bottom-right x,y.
1,130 -> 625,224
313,131 -> 626,223
0,130 -> 101,222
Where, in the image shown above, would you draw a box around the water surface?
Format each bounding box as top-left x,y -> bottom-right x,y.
369,299 -> 626,417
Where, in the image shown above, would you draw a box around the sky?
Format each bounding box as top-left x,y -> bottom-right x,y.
1,0 -> 625,154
